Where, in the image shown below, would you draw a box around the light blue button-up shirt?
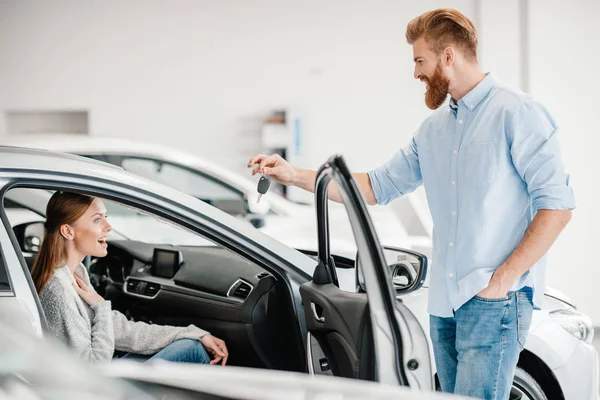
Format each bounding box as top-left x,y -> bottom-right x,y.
368,73 -> 575,317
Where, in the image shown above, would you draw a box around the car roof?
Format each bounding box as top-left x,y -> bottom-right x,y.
0,135 -> 250,187
0,134 -> 304,214
0,145 -> 125,174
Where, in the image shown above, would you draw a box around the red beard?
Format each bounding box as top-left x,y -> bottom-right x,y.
422,64 -> 450,110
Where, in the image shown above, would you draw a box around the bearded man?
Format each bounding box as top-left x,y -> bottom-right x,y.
248,8 -> 574,399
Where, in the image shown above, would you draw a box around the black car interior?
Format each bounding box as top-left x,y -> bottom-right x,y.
5,195 -> 306,373
301,281 -> 375,380
289,249 -> 376,379
96,241 -> 304,371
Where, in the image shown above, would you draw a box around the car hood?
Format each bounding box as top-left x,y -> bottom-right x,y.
543,286 -> 576,308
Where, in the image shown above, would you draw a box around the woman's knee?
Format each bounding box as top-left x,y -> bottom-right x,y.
156,339 -> 211,364
181,339 -> 211,364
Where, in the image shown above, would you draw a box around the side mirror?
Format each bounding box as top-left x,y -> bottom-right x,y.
356,246 -> 427,295
13,221 -> 45,253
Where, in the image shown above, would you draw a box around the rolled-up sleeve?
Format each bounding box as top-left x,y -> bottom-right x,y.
508,100 -> 576,212
367,137 -> 423,205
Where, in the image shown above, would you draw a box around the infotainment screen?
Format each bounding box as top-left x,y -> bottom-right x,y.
151,248 -> 183,279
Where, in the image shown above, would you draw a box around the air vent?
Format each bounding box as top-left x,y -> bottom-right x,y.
125,279 -> 160,299
144,283 -> 161,297
233,282 -> 252,298
126,279 -> 143,294
227,279 -> 253,300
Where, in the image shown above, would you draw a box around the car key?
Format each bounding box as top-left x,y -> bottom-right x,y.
257,175 -> 271,203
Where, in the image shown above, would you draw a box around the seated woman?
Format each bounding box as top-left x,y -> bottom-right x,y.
32,191 -> 228,364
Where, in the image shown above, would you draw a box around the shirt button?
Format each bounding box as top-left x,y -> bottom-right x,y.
451,180 -> 456,185
448,272 -> 454,278
453,149 -> 458,154
458,120 -> 463,124
451,211 -> 456,216
449,242 -> 454,247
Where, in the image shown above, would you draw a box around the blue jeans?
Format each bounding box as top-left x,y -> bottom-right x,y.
121,339 -> 211,364
430,287 -> 534,400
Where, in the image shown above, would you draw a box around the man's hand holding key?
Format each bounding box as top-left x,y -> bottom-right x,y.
248,152 -> 376,205
247,154 -> 298,186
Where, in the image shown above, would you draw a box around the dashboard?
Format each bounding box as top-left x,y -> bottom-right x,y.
91,240 -> 272,303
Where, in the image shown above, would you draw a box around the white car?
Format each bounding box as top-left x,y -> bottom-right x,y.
1,147 -> 597,399
0,134 -> 432,259
0,147 -> 436,390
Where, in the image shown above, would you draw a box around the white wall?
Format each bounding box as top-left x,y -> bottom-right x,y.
527,0 -> 600,323
476,0 -> 523,90
0,0 -> 474,173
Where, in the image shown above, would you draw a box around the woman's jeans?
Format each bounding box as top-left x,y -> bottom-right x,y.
430,287 -> 534,400
121,338 -> 211,364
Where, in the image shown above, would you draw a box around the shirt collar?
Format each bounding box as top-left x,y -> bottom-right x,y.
449,72 -> 497,112
449,98 -> 458,111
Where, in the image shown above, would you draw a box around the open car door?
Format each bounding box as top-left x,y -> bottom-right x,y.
299,154 -> 433,390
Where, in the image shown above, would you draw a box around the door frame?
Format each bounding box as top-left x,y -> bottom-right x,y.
312,154 -> 409,386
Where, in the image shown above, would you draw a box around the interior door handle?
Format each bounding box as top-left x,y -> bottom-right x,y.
311,302 -> 325,323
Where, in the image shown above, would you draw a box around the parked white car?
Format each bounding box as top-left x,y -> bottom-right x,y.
0,134 -> 432,259
0,147 -> 596,399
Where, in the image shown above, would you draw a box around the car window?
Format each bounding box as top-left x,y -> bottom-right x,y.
121,158 -> 243,203
102,201 -> 212,246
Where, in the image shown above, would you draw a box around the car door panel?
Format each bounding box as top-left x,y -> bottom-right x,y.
299,282 -> 373,380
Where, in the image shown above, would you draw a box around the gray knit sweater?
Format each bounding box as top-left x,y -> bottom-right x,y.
40,264 -> 209,362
